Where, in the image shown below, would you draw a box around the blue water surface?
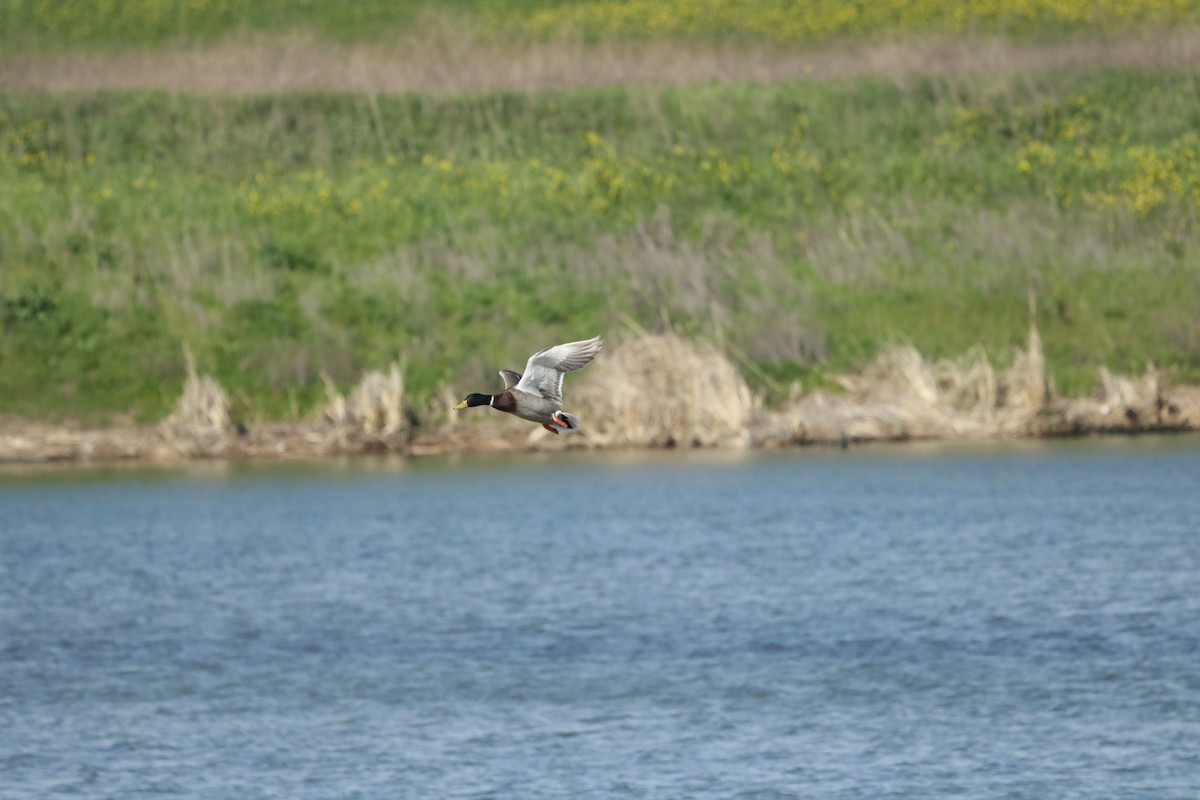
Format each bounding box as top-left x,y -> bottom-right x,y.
2,437 -> 1199,798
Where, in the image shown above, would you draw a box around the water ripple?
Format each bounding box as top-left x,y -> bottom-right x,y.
2,440 -> 1199,798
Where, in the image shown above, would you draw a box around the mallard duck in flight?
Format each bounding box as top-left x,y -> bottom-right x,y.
455,335 -> 604,434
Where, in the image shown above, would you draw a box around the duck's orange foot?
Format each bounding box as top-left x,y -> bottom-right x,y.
541,423 -> 560,435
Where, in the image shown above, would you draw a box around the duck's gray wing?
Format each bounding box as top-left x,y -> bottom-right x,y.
514,335 -> 604,404
498,369 -> 522,390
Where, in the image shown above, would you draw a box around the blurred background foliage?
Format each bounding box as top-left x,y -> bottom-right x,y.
1,1 -> 1198,423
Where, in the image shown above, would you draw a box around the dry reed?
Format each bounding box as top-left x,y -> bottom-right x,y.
322,361 -> 407,442
161,348 -> 233,436
776,324 -> 1050,443
5,31 -> 1200,94
1058,363 -> 1186,432
574,333 -> 758,447
157,348 -> 235,456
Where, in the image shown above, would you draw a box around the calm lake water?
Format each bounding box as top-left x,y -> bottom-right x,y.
2,437 -> 1199,799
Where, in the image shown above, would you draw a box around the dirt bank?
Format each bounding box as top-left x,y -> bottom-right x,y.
2,387 -> 1197,466
3,335 -> 1197,465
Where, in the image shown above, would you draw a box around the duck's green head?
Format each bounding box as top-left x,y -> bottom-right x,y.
454,393 -> 491,410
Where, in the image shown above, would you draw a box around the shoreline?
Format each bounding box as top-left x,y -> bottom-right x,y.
3,388 -> 1196,467
5,333 -> 1198,468
5,334 -> 1199,467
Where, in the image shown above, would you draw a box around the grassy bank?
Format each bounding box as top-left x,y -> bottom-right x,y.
3,68 -> 1199,423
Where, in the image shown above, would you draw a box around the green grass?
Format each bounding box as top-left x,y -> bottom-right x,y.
0,0 -> 442,51
3,69 -> 1199,422
2,0 -> 1198,52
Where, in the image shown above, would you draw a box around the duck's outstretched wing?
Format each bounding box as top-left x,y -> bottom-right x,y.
498,369 -> 523,390
515,335 -> 604,404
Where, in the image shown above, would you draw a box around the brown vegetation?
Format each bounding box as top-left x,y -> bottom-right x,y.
1060,366 -> 1200,433
163,350 -> 232,432
2,333 -> 1197,464
321,364 -> 405,438
4,30 -> 1200,94
574,333 -> 759,448
773,325 -> 1050,444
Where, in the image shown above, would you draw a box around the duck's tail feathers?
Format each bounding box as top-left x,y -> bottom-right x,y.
558,411 -> 581,431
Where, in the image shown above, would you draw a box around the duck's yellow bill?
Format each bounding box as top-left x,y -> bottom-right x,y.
454,400 -> 469,410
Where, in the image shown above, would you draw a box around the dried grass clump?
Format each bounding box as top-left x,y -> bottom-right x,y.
574,333 -> 757,447
1098,365 -> 1159,413
780,325 -> 1049,443
162,349 -> 233,438
322,361 -> 407,437
1059,363 -> 1186,431
1003,323 -> 1049,421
